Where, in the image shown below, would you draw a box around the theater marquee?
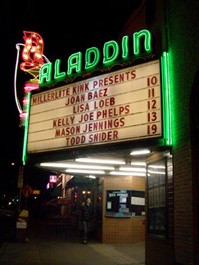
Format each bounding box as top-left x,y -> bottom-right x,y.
27,59 -> 162,153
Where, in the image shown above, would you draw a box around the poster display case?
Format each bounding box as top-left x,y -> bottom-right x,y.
106,190 -> 145,218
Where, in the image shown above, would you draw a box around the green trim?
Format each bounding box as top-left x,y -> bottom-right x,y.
161,52 -> 172,146
22,92 -> 31,165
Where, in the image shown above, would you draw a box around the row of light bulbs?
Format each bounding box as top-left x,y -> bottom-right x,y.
40,149 -> 153,177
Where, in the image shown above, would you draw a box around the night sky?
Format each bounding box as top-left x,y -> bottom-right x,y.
1,0 -> 141,192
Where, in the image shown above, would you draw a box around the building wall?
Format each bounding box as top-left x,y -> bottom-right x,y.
102,175 -> 145,243
167,1 -> 199,264
119,1 -> 199,263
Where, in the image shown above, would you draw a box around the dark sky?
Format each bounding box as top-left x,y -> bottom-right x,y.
1,0 -> 141,191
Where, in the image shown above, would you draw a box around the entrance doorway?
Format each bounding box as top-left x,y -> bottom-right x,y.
39,147 -> 173,245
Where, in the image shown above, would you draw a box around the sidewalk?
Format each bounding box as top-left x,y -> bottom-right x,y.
0,217 -> 145,265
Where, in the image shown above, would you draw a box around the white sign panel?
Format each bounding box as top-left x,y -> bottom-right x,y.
27,60 -> 162,153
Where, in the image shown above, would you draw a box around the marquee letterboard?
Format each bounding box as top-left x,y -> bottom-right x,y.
27,60 -> 162,153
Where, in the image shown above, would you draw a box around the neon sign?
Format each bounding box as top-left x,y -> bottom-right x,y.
14,31 -> 46,129
20,31 -> 44,79
39,29 -> 152,87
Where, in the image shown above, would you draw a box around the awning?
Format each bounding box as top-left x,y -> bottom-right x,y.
66,176 -> 95,189
51,185 -> 62,197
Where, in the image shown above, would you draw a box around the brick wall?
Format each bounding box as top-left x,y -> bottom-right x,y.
167,1 -> 199,264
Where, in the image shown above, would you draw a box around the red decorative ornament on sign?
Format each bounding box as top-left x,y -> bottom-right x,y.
20,31 -> 44,79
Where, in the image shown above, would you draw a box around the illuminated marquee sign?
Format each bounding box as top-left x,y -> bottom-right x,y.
27,59 -> 162,153
39,29 -> 152,87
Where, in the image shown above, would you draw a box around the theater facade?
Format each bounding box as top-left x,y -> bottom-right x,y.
19,1 -> 199,265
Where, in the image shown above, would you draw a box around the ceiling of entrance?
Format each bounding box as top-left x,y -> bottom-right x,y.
36,147 -> 170,178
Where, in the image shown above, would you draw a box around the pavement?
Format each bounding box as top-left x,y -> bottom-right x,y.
0,217 -> 145,265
